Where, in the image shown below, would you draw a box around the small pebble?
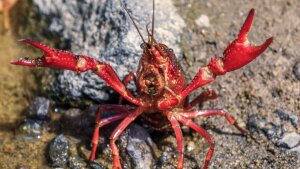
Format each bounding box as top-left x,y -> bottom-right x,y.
247,114 -> 267,132
289,115 -> 298,128
126,124 -> 155,169
195,14 -> 210,28
273,109 -> 298,128
290,145 -> 300,158
247,114 -> 284,140
293,61 -> 300,80
17,119 -> 44,141
156,152 -> 169,167
277,132 -> 300,149
48,134 -> 69,167
89,161 -> 106,169
187,141 -> 196,152
273,109 -> 289,121
68,156 -> 86,169
26,97 -> 50,119
262,127 -> 277,140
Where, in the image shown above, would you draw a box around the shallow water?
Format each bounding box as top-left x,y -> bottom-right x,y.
0,32 -> 53,168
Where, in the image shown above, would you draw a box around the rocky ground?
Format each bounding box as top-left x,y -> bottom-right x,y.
0,0 -> 299,169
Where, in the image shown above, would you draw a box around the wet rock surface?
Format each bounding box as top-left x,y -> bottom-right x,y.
16,97 -> 50,140
16,119 -> 45,140
125,124 -> 155,169
68,156 -> 87,169
25,97 -> 50,119
277,132 -> 300,149
48,134 -> 69,167
31,0 -> 186,103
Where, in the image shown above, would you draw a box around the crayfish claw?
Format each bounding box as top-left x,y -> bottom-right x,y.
11,39 -> 99,71
221,9 -> 273,73
236,8 -> 254,43
18,39 -> 54,55
10,57 -> 38,67
10,39 -> 52,67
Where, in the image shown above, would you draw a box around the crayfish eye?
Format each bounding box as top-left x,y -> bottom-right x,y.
168,48 -> 174,53
140,43 -> 145,49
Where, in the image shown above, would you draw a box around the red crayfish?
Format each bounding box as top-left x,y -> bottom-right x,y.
11,1 -> 273,168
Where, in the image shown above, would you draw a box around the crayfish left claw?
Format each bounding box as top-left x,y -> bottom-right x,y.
11,39 -> 98,72
10,39 -> 53,67
220,8 -> 273,73
10,57 -> 40,67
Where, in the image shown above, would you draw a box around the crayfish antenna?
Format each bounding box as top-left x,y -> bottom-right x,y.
151,0 -> 155,47
119,0 -> 146,45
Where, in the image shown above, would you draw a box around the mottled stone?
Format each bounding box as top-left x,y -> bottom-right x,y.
273,109 -> 289,121
277,132 -> 300,149
26,97 -> 50,119
195,14 -> 210,27
290,145 -> 300,159
48,134 -> 69,167
293,61 -> 300,80
68,156 -> 86,169
89,161 -> 106,169
126,124 -> 155,169
17,119 -> 45,141
273,109 -> 298,128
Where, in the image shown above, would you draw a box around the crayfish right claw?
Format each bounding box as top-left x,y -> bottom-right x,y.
221,9 -> 273,73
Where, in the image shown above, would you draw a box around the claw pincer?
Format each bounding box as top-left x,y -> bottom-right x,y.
10,39 -> 98,72
210,9 -> 273,75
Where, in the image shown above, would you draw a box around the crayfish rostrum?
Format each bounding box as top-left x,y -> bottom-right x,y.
11,1 -> 273,168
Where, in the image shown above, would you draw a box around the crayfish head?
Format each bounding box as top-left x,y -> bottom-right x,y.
140,40 -> 173,65
138,64 -> 165,96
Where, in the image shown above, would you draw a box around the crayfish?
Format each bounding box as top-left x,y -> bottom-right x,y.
11,0 -> 273,168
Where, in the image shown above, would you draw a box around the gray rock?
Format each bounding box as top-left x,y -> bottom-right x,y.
68,156 -> 86,169
17,119 -> 45,141
126,124 -> 155,169
48,134 -> 69,167
290,145 -> 300,159
273,109 -> 298,128
32,0 -> 186,102
26,97 -> 50,119
273,109 -> 289,121
247,111 -> 298,141
293,61 -> 300,80
289,115 -> 298,129
277,132 -> 300,149
89,161 -> 106,169
262,127 -> 278,140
